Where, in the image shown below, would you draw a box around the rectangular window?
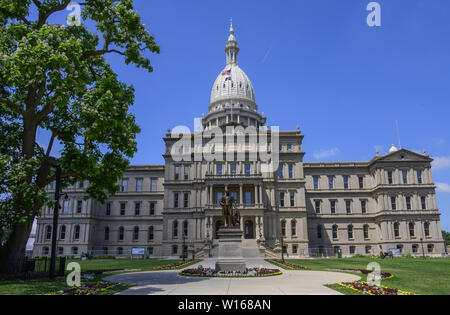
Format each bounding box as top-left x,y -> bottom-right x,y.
230,164 -> 237,175
184,166 -> 189,180
76,200 -> 82,213
183,193 -> 189,208
245,191 -> 252,205
388,171 -> 393,184
279,192 -> 285,207
175,166 -> 180,180
349,246 -> 355,255
290,192 -> 295,207
245,164 -> 251,176
287,144 -> 292,151
150,202 -> 155,215
402,170 -> 408,184
121,179 -> 128,192
288,164 -> 294,179
174,193 -> 179,208
406,197 -> 411,210
313,176 -> 319,190
391,197 -> 396,210
345,200 -> 351,214
292,245 -> 298,254
62,200 -> 69,214
136,179 -> 142,192
279,165 -> 284,179
216,164 -> 222,176
343,176 -> 349,189
315,200 -> 321,214
120,203 -> 126,216
135,203 -> 141,216
330,200 -> 336,214
151,179 -> 157,191
417,170 -> 423,184
217,192 -> 223,205
359,176 -> 364,189
328,176 -> 334,189
421,196 -> 426,210
361,200 -> 366,214
106,203 -> 111,216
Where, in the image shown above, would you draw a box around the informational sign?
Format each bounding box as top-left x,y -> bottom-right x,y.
131,248 -> 146,256
389,248 -> 402,256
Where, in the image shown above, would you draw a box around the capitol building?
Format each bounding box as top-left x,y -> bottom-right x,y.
33,22 -> 446,259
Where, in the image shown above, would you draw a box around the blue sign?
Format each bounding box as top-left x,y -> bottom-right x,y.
389,248 -> 402,256
131,248 -> 146,256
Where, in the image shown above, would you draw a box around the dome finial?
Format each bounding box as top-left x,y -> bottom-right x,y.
229,18 -> 234,35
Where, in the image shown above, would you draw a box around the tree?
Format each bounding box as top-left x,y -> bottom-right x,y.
0,0 -> 159,273
443,230 -> 450,247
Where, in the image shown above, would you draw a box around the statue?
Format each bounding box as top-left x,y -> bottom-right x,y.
220,190 -> 240,228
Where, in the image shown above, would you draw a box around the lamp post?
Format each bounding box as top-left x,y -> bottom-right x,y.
182,234 -> 186,262
48,159 -> 61,280
281,235 -> 285,263
420,238 -> 425,259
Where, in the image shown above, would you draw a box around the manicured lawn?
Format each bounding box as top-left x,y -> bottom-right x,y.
0,258 -> 199,295
283,257 -> 450,295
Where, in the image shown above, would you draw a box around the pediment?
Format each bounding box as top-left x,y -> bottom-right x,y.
373,149 -> 432,163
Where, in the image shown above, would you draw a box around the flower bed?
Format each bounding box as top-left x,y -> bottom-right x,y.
179,267 -> 282,278
267,259 -> 308,270
45,281 -> 121,295
338,281 -> 414,295
152,259 -> 199,270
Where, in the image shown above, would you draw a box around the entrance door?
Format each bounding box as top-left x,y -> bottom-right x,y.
215,220 -> 224,238
244,220 -> 254,239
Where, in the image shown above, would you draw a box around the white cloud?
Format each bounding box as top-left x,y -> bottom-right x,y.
432,157 -> 450,171
436,182 -> 450,194
313,147 -> 340,160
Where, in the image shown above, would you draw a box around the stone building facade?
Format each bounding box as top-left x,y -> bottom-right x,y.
32,23 -> 446,258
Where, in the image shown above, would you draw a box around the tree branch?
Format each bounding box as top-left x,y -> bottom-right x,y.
0,98 -> 25,116
36,0 -> 71,29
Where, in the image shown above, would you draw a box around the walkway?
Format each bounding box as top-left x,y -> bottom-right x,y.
104,259 -> 360,295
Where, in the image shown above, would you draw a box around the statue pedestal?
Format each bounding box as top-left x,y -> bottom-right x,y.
215,227 -> 246,273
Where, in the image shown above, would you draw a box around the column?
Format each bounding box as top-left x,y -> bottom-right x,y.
239,184 -> 243,205
254,185 -> 258,204
259,185 -> 263,205
260,216 -> 265,240
255,217 -> 260,239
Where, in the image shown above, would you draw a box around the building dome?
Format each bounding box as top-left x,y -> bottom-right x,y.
389,144 -> 399,153
210,64 -> 255,105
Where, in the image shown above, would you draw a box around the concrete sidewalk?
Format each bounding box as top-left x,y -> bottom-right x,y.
104,259 -> 360,295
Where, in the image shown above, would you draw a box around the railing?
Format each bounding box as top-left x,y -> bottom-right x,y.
2,256 -> 66,277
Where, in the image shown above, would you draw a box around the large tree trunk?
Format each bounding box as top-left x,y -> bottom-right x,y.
0,219 -> 34,274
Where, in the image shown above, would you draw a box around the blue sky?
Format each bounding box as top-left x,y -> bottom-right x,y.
36,0 -> 450,231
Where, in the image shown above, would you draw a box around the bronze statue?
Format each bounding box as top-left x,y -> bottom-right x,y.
220,190 -> 240,227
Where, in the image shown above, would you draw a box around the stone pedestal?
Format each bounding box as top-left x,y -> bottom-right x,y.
215,227 -> 246,273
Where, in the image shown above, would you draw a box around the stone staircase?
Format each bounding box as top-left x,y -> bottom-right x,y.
242,239 -> 265,258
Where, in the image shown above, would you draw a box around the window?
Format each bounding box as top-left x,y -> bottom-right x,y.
402,170 -> 408,184
106,203 -> 111,216
133,227 -> 139,241
317,225 -> 322,239
421,196 -> 426,210
78,181 -> 84,189
120,202 -> 126,216
291,220 -> 296,236
315,200 -> 321,214
46,226 -> 52,240
424,222 -> 430,237
104,227 -> 110,241
345,200 -> 351,214
150,202 -> 155,215
172,245 -> 178,255
74,225 -> 80,240
391,197 -> 396,210
349,246 -> 356,255
148,247 -> 154,255
58,247 -> 64,256
330,200 -> 336,214
174,193 -> 179,208
363,225 -> 369,239
343,176 -> 349,189
417,170 -> 423,184
427,244 -> 434,253
183,193 -> 189,208
183,221 -> 188,237
60,225 -> 66,240
62,200 -> 69,214
288,164 -> 293,179
136,179 -> 142,192
148,226 -> 154,241
328,176 -> 334,189
279,145 -> 283,152
245,164 -> 251,176
401,196 -> 411,211
359,176 -> 364,189
173,221 -> 178,239
292,245 -> 298,254
332,225 -> 338,239
365,246 -> 372,254
361,200 -> 367,214
290,192 -> 295,207
287,144 -> 292,151
278,165 -> 284,179
412,245 -> 418,253
103,247 -> 108,256
76,200 -> 82,213
388,171 -> 393,184
409,222 -> 415,237
394,223 -> 400,238
118,227 -> 124,241
313,177 -> 319,190
151,179 -> 157,191
135,203 -> 141,216
72,247 -> 78,255
121,179 -> 128,192
216,164 -> 222,176
245,191 -> 252,205
217,192 -> 223,205
281,221 -> 286,237
230,164 -> 236,175
184,166 -> 189,180
43,247 -> 49,256
347,225 -> 354,239
175,166 -> 180,180
280,192 -> 285,207
117,247 -> 123,256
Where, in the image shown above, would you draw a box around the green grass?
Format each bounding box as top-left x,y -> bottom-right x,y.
282,257 -> 450,295
0,258 -> 197,295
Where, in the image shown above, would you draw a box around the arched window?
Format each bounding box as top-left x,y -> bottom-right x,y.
332,225 -> 338,239
424,222 -> 430,237
409,222 -> 415,237
148,226 -> 154,241
104,227 -> 110,241
74,225 -> 80,240
363,225 -> 369,239
183,221 -> 188,238
45,225 -> 52,240
394,222 -> 400,237
173,220 -> 178,239
317,225 -> 322,239
291,220 -> 296,236
347,225 -> 353,239
133,226 -> 139,240
60,225 -> 66,240
118,226 -> 124,241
